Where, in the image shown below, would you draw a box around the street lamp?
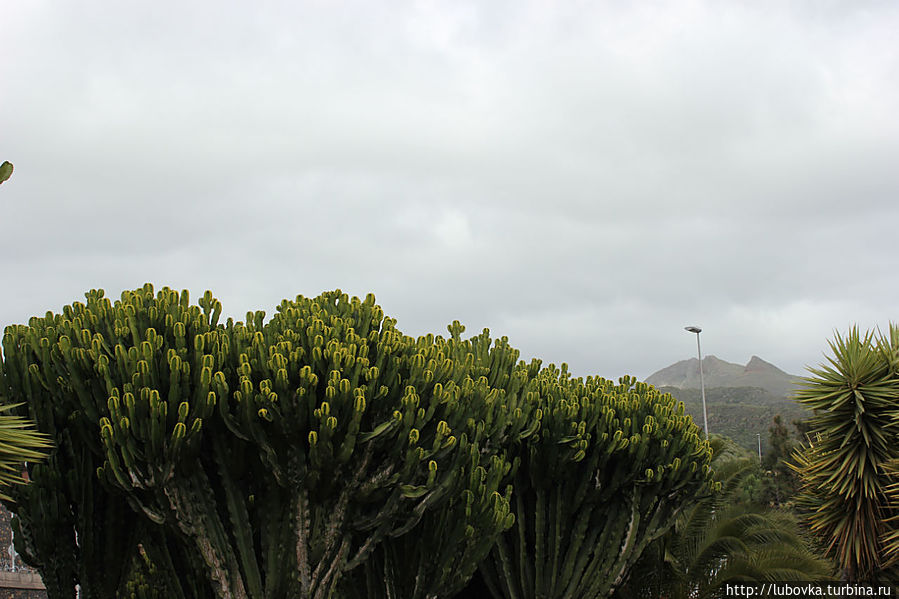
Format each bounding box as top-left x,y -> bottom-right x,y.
684,326 -> 709,439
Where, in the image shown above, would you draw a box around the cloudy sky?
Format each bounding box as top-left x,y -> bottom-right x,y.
2,1 -> 898,381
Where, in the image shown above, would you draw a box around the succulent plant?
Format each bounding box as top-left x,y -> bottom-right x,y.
1,285 -> 717,599
479,369 -> 714,599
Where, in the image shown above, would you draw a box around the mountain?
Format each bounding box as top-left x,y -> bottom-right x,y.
645,356 -> 806,451
645,355 -> 800,397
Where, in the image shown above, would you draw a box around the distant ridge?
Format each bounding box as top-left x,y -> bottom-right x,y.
645,356 -> 805,450
645,355 -> 800,397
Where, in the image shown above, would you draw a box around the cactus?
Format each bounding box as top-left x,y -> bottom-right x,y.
2,285 -> 714,599
121,546 -> 163,599
221,294 -> 542,598
479,369 -> 714,599
120,535 -> 212,599
1,286 -> 219,598
341,450 -> 517,599
340,325 -> 537,599
2,323 -> 146,598
2,287 -> 540,598
6,460 -> 78,598
86,286 -> 243,597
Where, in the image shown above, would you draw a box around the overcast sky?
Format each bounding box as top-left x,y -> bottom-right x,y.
2,1 -> 898,381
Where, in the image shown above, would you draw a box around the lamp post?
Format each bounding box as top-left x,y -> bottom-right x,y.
685,326 -> 709,439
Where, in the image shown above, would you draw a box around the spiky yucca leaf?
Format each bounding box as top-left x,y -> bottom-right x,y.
0,403 -> 51,501
791,326 -> 899,580
881,324 -> 899,568
880,459 -> 899,567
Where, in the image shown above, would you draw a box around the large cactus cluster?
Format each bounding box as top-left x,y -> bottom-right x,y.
0,285 -> 713,599
478,368 -> 714,599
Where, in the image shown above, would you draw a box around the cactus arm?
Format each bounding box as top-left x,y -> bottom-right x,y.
164,470 -> 248,599
572,501 -> 625,597
558,498 -> 597,593
479,555 -> 506,599
210,434 -> 263,598
605,490 -> 642,595
293,489 -> 312,596
495,532 -> 522,599
313,445 -> 373,594
256,480 -> 290,599
548,482 -> 564,592
134,525 -> 189,599
515,484 -> 534,594
534,485 -> 547,594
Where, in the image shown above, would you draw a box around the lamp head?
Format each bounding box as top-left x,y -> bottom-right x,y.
685,326 -> 702,334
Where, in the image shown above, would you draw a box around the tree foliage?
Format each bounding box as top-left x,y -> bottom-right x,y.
759,415 -> 801,509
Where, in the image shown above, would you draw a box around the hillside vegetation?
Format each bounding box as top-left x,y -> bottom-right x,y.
657,386 -> 808,451
646,355 -> 807,450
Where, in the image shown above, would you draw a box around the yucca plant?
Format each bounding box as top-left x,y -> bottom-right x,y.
791,326 -> 899,581
881,460 -> 899,569
0,403 -> 50,500
882,324 -> 899,570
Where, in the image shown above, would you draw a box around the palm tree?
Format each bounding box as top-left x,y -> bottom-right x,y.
615,436 -> 833,599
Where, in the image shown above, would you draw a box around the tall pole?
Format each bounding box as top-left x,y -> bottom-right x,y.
757,433 -> 762,462
685,326 -> 709,439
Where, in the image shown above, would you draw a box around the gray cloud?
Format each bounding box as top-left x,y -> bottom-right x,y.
2,1 -> 898,381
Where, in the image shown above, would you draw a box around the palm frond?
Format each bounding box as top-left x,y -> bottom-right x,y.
0,402 -> 52,501
616,445 -> 834,599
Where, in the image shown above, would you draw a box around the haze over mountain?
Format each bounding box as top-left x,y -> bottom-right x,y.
645,356 -> 805,450
646,355 -> 800,397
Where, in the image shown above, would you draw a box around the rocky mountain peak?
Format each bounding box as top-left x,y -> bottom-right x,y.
645,355 -> 800,397
744,355 -> 785,374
